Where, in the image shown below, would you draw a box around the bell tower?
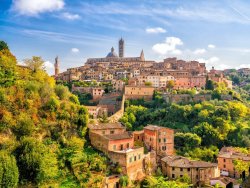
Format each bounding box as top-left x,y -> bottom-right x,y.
54,56 -> 59,76
119,38 -> 124,58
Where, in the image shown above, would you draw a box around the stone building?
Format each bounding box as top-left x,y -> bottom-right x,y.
88,123 -> 134,154
108,147 -> 146,180
85,105 -> 108,119
92,87 -> 105,101
143,125 -> 174,157
161,155 -> 220,186
217,147 -> 250,179
124,85 -> 155,100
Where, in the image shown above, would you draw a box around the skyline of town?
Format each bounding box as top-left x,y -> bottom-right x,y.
1,0 -> 250,75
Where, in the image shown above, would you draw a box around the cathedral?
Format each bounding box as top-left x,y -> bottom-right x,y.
85,38 -> 145,65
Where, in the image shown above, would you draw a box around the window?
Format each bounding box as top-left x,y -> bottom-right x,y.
180,175 -> 183,177
162,146 -> 166,151
138,136 -> 139,139
180,168 -> 183,171
224,159 -> 226,162
134,156 -> 137,161
163,138 -> 166,143
196,175 -> 198,179
224,165 -> 226,168
127,143 -> 129,148
158,139 -> 161,143
172,167 -> 175,171
102,131 -> 105,135
138,154 -> 141,160
129,157 -> 132,163
113,145 -> 116,151
196,168 -> 199,171
110,130 -> 114,134
188,168 -> 190,172
172,174 -> 175,178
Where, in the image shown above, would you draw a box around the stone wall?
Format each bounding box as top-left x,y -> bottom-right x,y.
108,94 -> 125,123
163,93 -> 212,104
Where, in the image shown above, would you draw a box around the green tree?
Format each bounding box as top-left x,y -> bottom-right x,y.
145,81 -> 152,86
0,41 -> 9,51
175,132 -> 201,149
205,78 -> 214,90
24,56 -> 45,72
15,137 -> 58,184
119,175 -> 129,187
0,49 -> 17,86
166,80 -> 175,91
0,151 -> 19,188
193,122 -> 221,146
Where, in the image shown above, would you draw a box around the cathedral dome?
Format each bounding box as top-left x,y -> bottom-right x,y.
106,47 -> 118,58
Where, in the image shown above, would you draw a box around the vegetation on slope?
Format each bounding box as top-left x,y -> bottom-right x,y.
0,44 -> 107,187
120,92 -> 250,162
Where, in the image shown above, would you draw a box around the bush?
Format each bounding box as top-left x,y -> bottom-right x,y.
0,151 -> 19,188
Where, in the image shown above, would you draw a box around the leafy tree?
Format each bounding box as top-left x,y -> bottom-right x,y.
119,175 -> 129,187
14,114 -> 35,139
166,80 -> 175,90
24,56 -> 45,72
0,151 -> 19,188
175,132 -> 201,149
0,41 -> 9,51
55,84 -> 70,100
15,137 -> 58,184
145,81 -> 152,86
0,49 -> 17,86
233,159 -> 250,177
205,78 -> 214,90
193,122 -> 221,146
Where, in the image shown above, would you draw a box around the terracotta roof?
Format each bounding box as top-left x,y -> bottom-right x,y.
104,132 -> 133,140
161,155 -> 217,168
88,122 -> 125,130
218,152 -> 250,161
133,130 -> 144,134
218,147 -> 250,161
144,125 -> 162,131
210,177 -> 238,185
144,125 -> 173,131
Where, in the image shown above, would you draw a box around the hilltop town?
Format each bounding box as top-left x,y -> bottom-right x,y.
51,39 -> 250,187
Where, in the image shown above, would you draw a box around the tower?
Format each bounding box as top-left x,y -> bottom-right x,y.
119,38 -> 124,58
54,56 -> 59,76
140,49 -> 145,61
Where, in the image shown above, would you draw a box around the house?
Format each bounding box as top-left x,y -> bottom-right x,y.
85,105 -> 108,119
124,85 -> 154,100
88,122 -> 155,181
161,155 -> 220,186
143,125 -> 174,157
217,147 -> 250,179
210,176 -> 240,188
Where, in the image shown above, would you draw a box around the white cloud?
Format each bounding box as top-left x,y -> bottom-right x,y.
62,12 -> 81,20
208,44 -> 216,49
12,0 -> 64,16
236,64 -> 250,69
152,37 -> 183,55
146,27 -> 166,34
71,48 -> 79,53
197,56 -> 219,64
44,61 -> 54,69
193,48 -> 206,55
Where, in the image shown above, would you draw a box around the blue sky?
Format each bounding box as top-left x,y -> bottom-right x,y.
1,0 -> 250,74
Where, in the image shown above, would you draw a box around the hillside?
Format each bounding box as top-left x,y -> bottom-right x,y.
120,93 -> 250,162
0,46 -> 107,187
